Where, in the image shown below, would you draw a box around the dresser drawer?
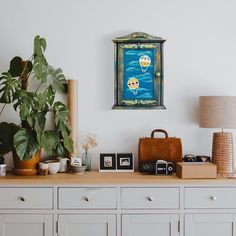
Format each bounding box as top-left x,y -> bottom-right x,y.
58,187 -> 117,209
0,187 -> 53,209
121,187 -> 179,209
185,187 -> 236,209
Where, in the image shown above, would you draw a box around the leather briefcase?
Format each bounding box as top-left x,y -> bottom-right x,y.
138,129 -> 182,170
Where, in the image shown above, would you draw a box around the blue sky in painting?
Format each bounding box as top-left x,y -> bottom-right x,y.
123,49 -> 154,100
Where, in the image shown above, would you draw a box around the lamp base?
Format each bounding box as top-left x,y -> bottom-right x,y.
212,132 -> 234,174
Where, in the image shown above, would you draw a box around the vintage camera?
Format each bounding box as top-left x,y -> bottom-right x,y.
156,160 -> 173,175
183,154 -> 196,162
183,154 -> 210,162
140,160 -> 173,175
196,155 -> 210,162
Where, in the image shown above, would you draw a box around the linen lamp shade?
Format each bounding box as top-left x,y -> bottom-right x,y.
199,96 -> 236,129
199,96 -> 236,174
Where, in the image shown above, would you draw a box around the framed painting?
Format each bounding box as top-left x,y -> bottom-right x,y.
112,32 -> 166,109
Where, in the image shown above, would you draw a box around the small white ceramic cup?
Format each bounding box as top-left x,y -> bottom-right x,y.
0,164 -> 6,176
58,158 -> 69,172
48,162 -> 60,174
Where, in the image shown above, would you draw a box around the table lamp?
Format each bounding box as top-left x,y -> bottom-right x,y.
199,96 -> 236,174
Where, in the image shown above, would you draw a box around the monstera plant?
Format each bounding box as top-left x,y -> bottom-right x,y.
0,35 -> 73,175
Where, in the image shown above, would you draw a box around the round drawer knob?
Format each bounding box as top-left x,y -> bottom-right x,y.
84,196 -> 90,202
210,196 -> 217,201
19,197 -> 26,202
147,196 -> 154,202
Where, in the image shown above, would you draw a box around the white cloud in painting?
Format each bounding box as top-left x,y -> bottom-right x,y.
125,50 -> 153,57
136,92 -> 153,99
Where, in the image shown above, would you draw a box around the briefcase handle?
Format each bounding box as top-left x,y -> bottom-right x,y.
151,129 -> 169,138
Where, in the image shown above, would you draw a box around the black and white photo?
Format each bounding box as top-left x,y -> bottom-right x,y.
117,153 -> 134,172
120,158 -> 130,166
104,156 -> 113,167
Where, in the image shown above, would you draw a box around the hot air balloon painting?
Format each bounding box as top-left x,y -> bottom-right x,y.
127,78 -> 139,95
139,55 -> 151,73
112,32 -> 166,109
123,49 -> 154,100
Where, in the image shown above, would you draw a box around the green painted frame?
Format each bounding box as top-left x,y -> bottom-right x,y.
112,32 -> 166,110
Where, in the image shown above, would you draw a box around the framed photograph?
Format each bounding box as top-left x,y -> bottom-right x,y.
99,153 -> 116,172
117,153 -> 134,172
112,32 -> 166,110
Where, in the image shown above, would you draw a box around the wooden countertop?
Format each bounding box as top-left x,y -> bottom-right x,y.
0,171 -> 235,185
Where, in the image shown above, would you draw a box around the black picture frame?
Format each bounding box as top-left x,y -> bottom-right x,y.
99,153 -> 116,172
117,153 -> 134,171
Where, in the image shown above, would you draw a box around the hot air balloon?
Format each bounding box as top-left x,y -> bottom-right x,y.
139,55 -> 151,72
127,77 -> 139,95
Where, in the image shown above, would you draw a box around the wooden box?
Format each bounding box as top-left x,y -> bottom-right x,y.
176,162 -> 217,179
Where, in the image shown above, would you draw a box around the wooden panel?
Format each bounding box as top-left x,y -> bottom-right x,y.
122,187 -> 179,209
59,187 -> 117,209
185,187 -> 236,209
0,214 -> 53,236
59,214 -> 116,236
0,188 -> 53,209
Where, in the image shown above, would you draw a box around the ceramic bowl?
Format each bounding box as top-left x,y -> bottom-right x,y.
47,161 -> 60,174
70,165 -> 86,174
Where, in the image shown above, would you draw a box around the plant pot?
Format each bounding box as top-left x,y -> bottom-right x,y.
13,151 -> 41,176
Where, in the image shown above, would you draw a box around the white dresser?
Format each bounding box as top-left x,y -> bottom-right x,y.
0,172 -> 236,236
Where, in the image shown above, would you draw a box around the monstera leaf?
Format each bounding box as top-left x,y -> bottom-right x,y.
34,112 -> 46,144
33,35 -> 48,83
34,35 -> 46,56
14,129 -> 39,160
9,56 -> 32,77
33,56 -> 48,82
0,122 -> 19,154
0,72 -> 20,103
48,67 -> 66,94
61,130 -> 74,154
53,102 -> 73,153
37,86 -> 55,111
53,101 -> 71,132
41,130 -> 65,156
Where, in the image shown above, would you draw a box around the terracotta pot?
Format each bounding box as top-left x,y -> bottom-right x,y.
13,151 -> 41,176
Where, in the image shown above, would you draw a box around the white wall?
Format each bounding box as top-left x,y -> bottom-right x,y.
1,0 -> 236,169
